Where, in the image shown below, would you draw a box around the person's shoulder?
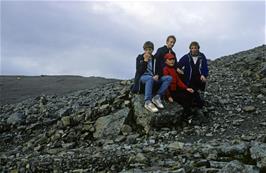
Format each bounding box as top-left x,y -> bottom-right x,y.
199,52 -> 207,59
157,45 -> 167,51
137,54 -> 144,59
181,53 -> 189,59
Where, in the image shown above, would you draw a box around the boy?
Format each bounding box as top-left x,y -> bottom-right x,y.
131,41 -> 172,113
177,41 -> 209,108
163,53 -> 194,116
155,35 -> 178,70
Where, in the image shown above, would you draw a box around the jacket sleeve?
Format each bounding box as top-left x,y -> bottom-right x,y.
177,55 -> 186,69
154,48 -> 163,62
176,74 -> 187,90
172,52 -> 178,69
200,53 -> 209,77
155,56 -> 163,77
154,48 -> 164,77
136,55 -> 147,74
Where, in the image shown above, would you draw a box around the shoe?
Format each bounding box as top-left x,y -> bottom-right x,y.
144,101 -> 159,113
152,95 -> 164,109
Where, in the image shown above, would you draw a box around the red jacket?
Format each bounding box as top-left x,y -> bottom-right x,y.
163,65 -> 187,98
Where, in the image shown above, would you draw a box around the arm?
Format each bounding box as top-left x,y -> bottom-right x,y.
154,48 -> 166,78
176,74 -> 187,90
172,52 -> 179,69
177,55 -> 186,69
176,55 -> 187,75
155,55 -> 163,78
136,55 -> 147,74
201,53 -> 209,78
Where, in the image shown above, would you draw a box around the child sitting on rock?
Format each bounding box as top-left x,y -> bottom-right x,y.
163,53 -> 194,118
131,41 -> 172,113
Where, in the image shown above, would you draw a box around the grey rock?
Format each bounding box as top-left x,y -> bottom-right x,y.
250,142 -> 266,170
121,124 -> 132,135
61,116 -> 72,127
132,94 -> 183,134
59,107 -> 73,117
7,112 -> 26,125
131,153 -> 148,164
243,106 -> 256,112
167,141 -> 185,151
219,160 -> 259,173
93,108 -> 130,139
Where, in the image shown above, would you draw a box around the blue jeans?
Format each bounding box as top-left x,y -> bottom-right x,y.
140,75 -> 172,101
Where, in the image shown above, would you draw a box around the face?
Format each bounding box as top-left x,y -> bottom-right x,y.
190,45 -> 199,56
165,58 -> 175,67
144,48 -> 153,55
166,38 -> 175,49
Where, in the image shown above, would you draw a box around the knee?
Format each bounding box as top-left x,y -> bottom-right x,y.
164,75 -> 173,82
145,76 -> 154,83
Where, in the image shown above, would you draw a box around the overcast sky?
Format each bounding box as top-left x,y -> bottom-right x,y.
1,1 -> 265,79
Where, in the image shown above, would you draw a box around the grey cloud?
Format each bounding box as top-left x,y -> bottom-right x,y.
1,1 -> 265,79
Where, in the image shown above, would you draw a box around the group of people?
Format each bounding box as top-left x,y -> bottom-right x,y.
131,35 -> 209,121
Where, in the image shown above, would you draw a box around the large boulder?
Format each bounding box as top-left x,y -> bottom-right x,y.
250,142 -> 266,171
132,94 -> 183,134
219,160 -> 259,173
6,112 -> 26,125
93,107 -> 130,139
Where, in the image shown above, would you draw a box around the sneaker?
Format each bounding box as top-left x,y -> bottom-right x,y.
152,95 -> 164,109
144,101 -> 159,113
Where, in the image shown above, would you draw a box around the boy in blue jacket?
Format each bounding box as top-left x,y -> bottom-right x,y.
177,41 -> 209,108
131,41 -> 172,113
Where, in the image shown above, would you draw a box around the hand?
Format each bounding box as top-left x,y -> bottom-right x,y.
153,75 -> 159,81
143,53 -> 151,62
200,75 -> 207,82
186,88 -> 194,93
176,68 -> 184,75
168,97 -> 174,103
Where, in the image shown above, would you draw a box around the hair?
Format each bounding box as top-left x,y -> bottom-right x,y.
189,41 -> 200,49
166,35 -> 176,42
143,41 -> 154,50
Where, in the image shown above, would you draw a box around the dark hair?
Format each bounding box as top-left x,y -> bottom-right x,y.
166,35 -> 176,42
143,41 -> 154,50
189,41 -> 200,49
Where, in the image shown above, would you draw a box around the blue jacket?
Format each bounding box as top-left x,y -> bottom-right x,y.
177,52 -> 209,85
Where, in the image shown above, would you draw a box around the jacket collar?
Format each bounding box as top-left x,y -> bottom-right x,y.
188,52 -> 202,59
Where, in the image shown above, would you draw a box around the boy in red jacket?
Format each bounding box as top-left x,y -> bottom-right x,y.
163,53 -> 194,117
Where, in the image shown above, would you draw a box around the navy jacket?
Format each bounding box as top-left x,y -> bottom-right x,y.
154,45 -> 178,70
131,54 -> 162,93
177,52 -> 209,85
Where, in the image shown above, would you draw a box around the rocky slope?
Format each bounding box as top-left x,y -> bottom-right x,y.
0,45 -> 265,173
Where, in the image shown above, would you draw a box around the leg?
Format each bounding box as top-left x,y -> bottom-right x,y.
140,75 -> 154,102
156,75 -> 172,98
140,75 -> 159,113
172,90 -> 193,116
189,78 -> 205,108
193,90 -> 204,108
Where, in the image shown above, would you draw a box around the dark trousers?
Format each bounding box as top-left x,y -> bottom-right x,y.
170,90 -> 193,115
189,76 -> 206,108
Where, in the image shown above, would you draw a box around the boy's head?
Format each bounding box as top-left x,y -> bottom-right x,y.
166,35 -> 176,49
189,41 -> 200,56
164,53 -> 175,67
143,41 -> 154,55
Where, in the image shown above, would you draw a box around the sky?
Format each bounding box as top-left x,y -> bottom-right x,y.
1,0 -> 265,79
